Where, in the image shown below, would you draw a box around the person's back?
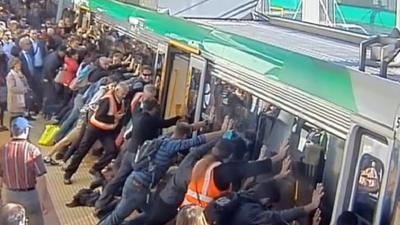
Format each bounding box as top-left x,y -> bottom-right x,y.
128,98 -> 180,153
0,117 -> 49,225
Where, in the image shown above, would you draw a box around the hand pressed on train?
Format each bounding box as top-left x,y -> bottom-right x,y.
279,156 -> 292,178
220,116 -> 231,132
312,208 -> 322,225
271,140 -> 289,163
305,183 -> 324,213
208,107 -> 216,123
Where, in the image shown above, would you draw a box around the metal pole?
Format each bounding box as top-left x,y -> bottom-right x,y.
56,0 -> 65,22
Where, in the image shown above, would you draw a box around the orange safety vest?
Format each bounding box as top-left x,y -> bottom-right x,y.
90,90 -> 123,130
182,158 -> 227,208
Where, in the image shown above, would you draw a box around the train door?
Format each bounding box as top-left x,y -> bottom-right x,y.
154,43 -> 168,98
159,41 -> 201,121
268,116 -> 345,225
77,6 -> 92,30
332,117 -> 395,225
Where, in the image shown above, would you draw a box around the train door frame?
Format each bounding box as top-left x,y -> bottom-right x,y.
159,40 -> 201,120
188,54 -> 207,124
331,115 -> 395,225
153,43 -> 168,81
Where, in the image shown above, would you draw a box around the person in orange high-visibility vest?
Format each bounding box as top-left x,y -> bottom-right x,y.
63,82 -> 129,184
183,138 -> 290,209
183,139 -> 234,208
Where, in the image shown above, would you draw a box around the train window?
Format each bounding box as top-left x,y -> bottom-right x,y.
353,153 -> 385,223
200,76 -> 257,131
186,68 -> 202,122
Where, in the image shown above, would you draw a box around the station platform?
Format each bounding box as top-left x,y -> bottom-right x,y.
0,115 -> 98,225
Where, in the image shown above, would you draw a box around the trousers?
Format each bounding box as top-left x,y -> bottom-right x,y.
64,123 -> 118,179
99,175 -> 149,225
95,151 -> 135,209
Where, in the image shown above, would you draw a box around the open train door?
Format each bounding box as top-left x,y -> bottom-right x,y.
331,115 -> 396,225
160,40 -> 201,124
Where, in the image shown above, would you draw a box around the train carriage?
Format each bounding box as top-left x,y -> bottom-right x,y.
76,1 -> 400,224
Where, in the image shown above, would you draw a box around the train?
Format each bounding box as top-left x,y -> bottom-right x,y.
75,0 -> 400,224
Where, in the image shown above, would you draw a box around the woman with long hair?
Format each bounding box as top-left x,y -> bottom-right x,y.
176,205 -> 209,225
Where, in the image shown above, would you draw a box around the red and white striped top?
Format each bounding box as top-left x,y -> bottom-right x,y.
0,139 -> 47,190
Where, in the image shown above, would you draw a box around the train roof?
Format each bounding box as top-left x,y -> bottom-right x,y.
88,0 -> 400,130
192,19 -> 400,80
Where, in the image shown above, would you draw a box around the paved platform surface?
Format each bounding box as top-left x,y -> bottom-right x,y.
0,114 -> 98,225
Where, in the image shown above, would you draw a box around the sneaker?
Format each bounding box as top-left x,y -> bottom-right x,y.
26,116 -> 36,121
49,158 -> 60,166
43,156 -> 51,164
89,169 -> 104,179
63,178 -> 72,185
61,162 -> 67,171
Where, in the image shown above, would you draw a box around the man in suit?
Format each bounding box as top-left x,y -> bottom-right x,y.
29,29 -> 47,110
18,36 -> 36,120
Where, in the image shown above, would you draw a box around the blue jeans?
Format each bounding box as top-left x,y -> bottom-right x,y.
54,94 -> 83,142
95,151 -> 135,209
99,175 -> 149,225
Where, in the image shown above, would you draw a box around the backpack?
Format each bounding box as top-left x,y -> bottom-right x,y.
204,192 -> 259,225
133,137 -> 166,172
71,64 -> 96,90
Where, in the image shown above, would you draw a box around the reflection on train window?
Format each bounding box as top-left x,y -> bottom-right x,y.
186,68 -> 202,122
353,154 -> 384,223
203,83 -> 211,109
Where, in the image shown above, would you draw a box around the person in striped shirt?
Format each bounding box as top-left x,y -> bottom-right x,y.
0,117 -> 50,225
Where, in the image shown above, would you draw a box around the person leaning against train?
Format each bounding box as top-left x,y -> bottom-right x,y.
0,117 -> 51,225
63,82 -> 129,184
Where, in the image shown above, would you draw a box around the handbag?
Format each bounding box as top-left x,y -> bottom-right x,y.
54,70 -> 65,84
38,124 -> 60,146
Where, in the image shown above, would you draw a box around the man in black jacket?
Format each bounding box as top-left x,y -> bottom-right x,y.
94,99 -> 181,210
205,183 -> 324,225
88,57 -> 112,83
42,45 -> 67,117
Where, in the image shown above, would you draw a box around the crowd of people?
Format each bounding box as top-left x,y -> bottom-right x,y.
0,2 -> 363,225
